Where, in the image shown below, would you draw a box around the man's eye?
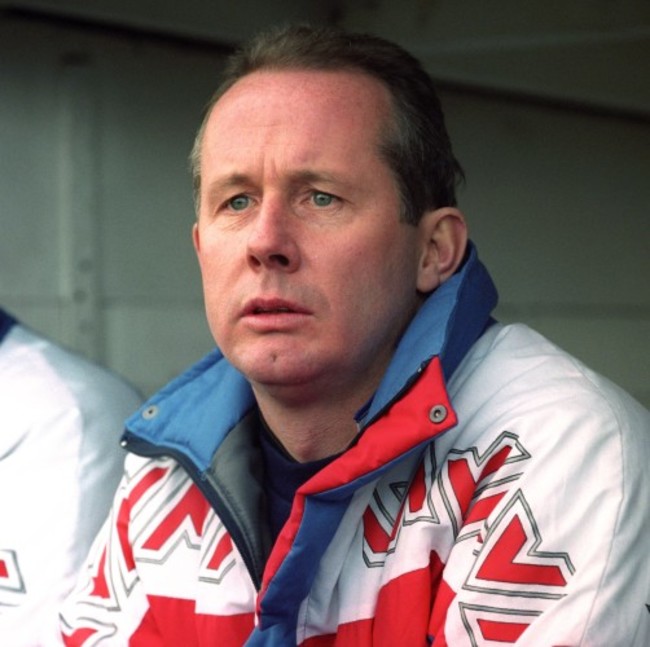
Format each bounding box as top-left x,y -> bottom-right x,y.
311,191 -> 335,207
228,195 -> 250,211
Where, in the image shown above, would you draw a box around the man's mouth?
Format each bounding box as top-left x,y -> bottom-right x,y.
253,305 -> 294,314
243,299 -> 310,317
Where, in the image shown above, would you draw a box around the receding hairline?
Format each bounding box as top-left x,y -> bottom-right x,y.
191,64 -> 404,214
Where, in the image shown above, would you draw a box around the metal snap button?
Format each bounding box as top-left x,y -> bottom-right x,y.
429,404 -> 447,424
142,405 -> 159,420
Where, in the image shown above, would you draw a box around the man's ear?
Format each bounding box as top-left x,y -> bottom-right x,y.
192,222 -> 201,255
416,207 -> 468,294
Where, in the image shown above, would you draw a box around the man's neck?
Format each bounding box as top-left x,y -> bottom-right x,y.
252,388 -> 364,462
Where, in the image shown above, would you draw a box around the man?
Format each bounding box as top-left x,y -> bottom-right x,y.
0,308 -> 141,645
61,25 -> 649,646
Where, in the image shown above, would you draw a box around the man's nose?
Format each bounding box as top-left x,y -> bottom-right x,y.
246,197 -> 300,272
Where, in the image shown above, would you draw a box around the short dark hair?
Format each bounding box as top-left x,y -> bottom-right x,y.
190,24 -> 464,224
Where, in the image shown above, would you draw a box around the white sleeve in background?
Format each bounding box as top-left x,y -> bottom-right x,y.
0,325 -> 142,646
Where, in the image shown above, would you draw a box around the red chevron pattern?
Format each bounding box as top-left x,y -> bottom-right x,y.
476,514 -> 567,586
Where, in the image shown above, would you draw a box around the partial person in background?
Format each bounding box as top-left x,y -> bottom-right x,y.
62,25 -> 649,646
0,307 -> 141,645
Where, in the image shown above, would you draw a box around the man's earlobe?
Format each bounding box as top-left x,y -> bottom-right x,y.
416,207 -> 468,293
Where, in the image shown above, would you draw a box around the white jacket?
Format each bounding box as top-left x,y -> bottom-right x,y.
60,249 -> 650,646
0,313 -> 142,646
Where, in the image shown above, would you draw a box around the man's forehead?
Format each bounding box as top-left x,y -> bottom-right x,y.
197,67 -> 397,199
209,67 -> 391,121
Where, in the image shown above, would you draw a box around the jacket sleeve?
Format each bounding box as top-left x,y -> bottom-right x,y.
430,380 -> 650,646
59,454 -> 166,646
0,328 -> 141,647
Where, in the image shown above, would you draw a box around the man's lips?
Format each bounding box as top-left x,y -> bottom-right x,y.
241,298 -> 311,317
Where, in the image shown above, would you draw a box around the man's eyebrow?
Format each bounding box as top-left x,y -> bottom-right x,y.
206,173 -> 252,192
286,169 -> 353,190
289,170 -> 334,183
204,169 -> 354,200
203,174 -> 253,205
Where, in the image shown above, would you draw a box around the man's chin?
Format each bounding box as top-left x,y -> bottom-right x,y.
232,352 -> 315,384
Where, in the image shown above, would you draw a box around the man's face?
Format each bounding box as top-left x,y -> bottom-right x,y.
193,69 -> 430,405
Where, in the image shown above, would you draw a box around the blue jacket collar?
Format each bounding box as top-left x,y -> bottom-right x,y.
366,241 -> 497,422
126,242 -> 497,472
